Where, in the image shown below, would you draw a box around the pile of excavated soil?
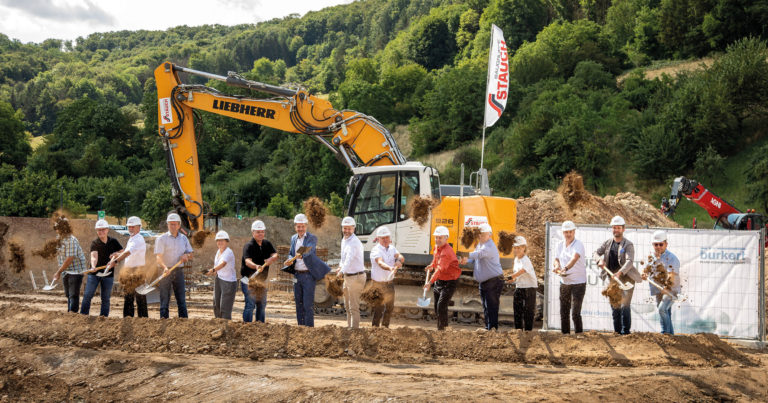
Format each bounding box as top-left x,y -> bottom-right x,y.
0,306 -> 756,368
0,223 -> 8,290
303,197 -> 328,229
515,172 -> 677,279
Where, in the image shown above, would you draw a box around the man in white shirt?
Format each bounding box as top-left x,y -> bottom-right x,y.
112,216 -> 148,317
369,226 -> 403,328
336,216 -> 366,328
553,221 -> 587,334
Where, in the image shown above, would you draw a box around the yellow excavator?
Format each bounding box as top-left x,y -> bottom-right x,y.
155,61 -> 518,322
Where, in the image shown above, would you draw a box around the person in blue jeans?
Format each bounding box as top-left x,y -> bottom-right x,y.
154,213 -> 193,319
81,219 -> 122,317
285,214 -> 330,327
460,223 -> 504,331
643,230 -> 680,335
241,220 -> 278,323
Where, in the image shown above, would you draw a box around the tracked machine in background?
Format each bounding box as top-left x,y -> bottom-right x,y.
154,61 -> 518,321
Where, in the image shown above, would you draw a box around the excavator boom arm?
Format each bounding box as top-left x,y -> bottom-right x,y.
154,61 -> 405,230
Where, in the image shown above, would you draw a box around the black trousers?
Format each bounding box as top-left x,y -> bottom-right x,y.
559,283 -> 586,334
433,279 -> 457,331
63,273 -> 83,313
371,281 -> 395,328
513,287 -> 537,331
124,292 -> 148,318
479,276 -> 504,330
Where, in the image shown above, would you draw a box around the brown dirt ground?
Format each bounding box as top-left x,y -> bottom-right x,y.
0,303 -> 765,402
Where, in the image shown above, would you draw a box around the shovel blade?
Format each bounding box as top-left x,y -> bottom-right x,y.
135,284 -> 155,295
240,276 -> 250,285
42,284 -> 57,291
416,297 -> 431,308
619,283 -> 634,290
96,270 -> 112,277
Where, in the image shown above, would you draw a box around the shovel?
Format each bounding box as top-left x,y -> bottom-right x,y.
241,264 -> 270,285
280,246 -> 310,273
135,260 -> 183,295
417,267 -> 433,308
647,277 -> 679,302
85,264 -> 108,276
96,258 -> 117,277
42,278 -> 58,291
599,264 -> 634,290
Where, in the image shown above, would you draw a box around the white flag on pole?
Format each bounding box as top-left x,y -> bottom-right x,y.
484,24 -> 509,128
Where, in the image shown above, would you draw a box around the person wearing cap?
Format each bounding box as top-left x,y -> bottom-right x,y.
459,223 -> 504,331
111,216 -> 148,317
507,235 -> 538,331
80,219 -> 122,317
425,225 -> 461,331
241,220 -> 278,323
206,230 -> 237,320
286,213 -> 331,327
336,216 -> 366,329
370,226 -> 403,328
51,216 -> 89,313
594,215 -> 641,335
553,221 -> 587,334
154,213 -> 194,319
642,230 -> 681,335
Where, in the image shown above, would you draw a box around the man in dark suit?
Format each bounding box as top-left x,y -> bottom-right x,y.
285,213 -> 331,327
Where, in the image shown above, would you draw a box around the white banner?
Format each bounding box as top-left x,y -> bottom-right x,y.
484,24 -> 509,128
545,224 -> 764,340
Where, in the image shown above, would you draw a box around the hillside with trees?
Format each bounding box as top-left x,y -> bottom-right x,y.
1,0 -> 767,227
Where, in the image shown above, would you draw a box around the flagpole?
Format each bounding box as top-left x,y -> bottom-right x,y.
481,24 -> 495,172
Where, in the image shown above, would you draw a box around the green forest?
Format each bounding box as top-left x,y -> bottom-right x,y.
1,0 -> 768,228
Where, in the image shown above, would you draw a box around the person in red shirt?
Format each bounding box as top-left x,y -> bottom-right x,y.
424,226 -> 460,330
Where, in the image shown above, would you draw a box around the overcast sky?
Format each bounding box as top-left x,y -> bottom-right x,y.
0,0 -> 353,44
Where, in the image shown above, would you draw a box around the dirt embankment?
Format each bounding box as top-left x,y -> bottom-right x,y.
514,172 -> 678,278
0,305 -> 755,368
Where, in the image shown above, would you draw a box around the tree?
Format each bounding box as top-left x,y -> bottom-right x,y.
265,193 -> 294,219
0,101 -> 31,168
141,185 -> 173,229
407,14 -> 458,70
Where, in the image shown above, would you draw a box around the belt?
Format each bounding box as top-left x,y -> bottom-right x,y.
482,275 -> 504,285
344,271 -> 365,276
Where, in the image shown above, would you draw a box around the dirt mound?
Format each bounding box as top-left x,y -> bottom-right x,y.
410,196 -> 438,226
7,241 -> 25,273
0,305 -> 755,368
303,197 -> 328,229
516,172 -> 677,278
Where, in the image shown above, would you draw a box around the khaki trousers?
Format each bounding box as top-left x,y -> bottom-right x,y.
343,273 -> 366,328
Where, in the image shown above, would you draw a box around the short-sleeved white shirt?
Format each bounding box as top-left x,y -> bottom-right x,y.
123,233 -> 146,268
555,239 -> 587,285
370,242 -> 400,282
215,247 -> 237,282
513,255 -> 538,289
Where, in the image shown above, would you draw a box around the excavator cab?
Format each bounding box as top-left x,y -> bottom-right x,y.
715,213 -> 766,231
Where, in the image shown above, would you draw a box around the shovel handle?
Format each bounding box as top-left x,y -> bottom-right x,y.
647,278 -> 678,300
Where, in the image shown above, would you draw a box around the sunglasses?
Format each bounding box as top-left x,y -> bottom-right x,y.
652,242 -> 664,247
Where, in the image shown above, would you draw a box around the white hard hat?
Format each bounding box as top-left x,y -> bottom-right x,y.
341,216 -> 356,227
610,216 -> 626,226
376,226 -> 391,237
126,216 -> 142,227
215,230 -> 229,240
478,223 -> 492,233
251,220 -> 266,231
433,226 -> 449,237
166,213 -> 182,223
293,214 -> 308,224
561,221 -> 577,231
513,236 -> 527,247
95,219 -> 109,229
652,230 -> 667,243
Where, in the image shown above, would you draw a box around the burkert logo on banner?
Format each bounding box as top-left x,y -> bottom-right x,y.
699,247 -> 747,263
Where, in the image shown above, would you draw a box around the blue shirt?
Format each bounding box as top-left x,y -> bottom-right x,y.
650,250 -> 681,295
467,238 -> 503,283
154,231 -> 193,267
